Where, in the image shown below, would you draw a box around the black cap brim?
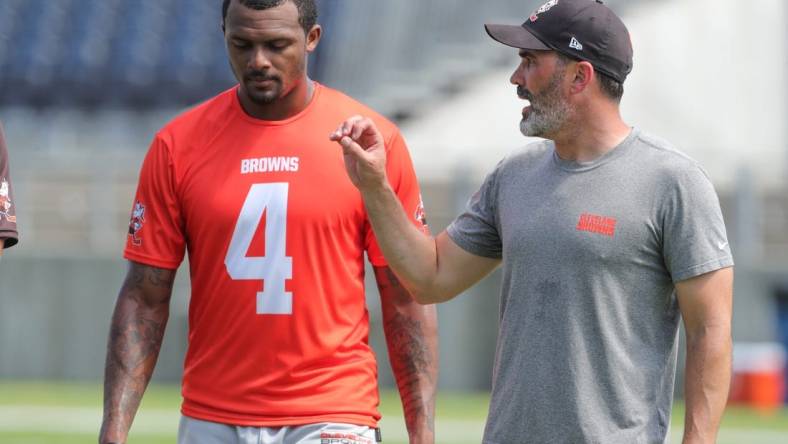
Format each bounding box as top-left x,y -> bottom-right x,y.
484,24 -> 550,51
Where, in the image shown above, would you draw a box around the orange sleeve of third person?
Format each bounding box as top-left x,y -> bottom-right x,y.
123,133 -> 186,270
365,129 -> 429,267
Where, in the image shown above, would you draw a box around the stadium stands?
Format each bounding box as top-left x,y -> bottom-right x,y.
0,0 -> 534,110
0,0 -> 235,107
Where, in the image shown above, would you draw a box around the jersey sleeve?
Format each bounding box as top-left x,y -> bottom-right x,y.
123,133 -> 186,270
0,123 -> 19,249
661,164 -> 734,282
365,129 -> 429,267
446,161 -> 503,259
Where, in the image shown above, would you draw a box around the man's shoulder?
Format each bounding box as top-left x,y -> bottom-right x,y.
156,87 -> 236,143
497,138 -> 554,172
630,129 -> 713,187
632,129 -> 697,168
318,84 -> 400,138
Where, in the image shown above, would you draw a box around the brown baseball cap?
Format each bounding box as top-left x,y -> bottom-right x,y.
485,0 -> 633,83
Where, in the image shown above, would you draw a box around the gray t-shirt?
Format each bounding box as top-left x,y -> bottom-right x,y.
447,128 -> 733,444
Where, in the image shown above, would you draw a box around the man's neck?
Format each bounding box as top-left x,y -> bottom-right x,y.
239,78 -> 314,121
551,105 -> 631,163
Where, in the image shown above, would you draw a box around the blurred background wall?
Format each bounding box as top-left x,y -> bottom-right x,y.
0,0 -> 787,400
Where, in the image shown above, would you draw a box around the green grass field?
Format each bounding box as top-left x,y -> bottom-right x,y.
1,381 -> 787,443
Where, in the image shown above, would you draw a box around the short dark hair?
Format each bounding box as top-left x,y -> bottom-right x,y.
222,0 -> 318,34
555,53 -> 624,102
595,72 -> 624,102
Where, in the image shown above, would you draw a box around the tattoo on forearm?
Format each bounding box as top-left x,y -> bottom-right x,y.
385,310 -> 436,432
377,267 -> 438,436
381,268 -> 408,301
125,263 -> 176,294
101,264 -> 174,442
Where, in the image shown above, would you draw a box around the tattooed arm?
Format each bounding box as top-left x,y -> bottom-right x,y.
375,266 -> 438,444
99,261 -> 176,444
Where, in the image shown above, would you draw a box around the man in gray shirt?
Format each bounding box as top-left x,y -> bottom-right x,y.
331,1 -> 733,443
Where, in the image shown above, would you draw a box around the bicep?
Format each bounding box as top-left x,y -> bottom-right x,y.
676,267 -> 733,334
432,231 -> 501,302
118,260 -> 177,307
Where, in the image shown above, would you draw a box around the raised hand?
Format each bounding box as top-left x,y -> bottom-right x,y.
329,115 -> 388,190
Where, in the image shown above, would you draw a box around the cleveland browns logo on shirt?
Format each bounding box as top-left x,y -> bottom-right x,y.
414,195 -> 428,232
128,201 -> 146,246
576,212 -> 617,237
0,179 -> 15,223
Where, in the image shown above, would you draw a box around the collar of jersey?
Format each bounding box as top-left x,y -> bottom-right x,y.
232,81 -> 323,126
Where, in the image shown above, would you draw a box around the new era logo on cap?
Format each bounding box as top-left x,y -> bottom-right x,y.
569,37 -> 583,51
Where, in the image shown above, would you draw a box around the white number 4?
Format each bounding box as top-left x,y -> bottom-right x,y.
225,183 -> 293,314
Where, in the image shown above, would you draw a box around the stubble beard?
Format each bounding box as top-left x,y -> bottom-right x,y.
244,81 -> 283,106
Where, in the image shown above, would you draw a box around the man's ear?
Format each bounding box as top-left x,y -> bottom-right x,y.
570,60 -> 594,95
306,25 -> 322,52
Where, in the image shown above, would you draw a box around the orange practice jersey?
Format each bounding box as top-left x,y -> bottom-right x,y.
124,83 -> 427,427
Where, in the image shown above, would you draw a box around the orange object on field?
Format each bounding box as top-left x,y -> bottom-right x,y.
744,371 -> 785,411
729,342 -> 786,412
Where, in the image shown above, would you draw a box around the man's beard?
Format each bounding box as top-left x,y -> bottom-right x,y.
519,71 -> 572,138
245,78 -> 283,105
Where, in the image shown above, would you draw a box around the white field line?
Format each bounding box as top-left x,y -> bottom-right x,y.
0,406 -> 486,442
0,405 -> 178,435
1,406 -> 785,443
670,428 -> 788,444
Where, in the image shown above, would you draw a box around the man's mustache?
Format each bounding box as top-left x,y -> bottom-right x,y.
246,71 -> 279,82
517,86 -> 533,101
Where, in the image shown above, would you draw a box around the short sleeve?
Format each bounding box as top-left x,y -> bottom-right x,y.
0,123 -> 19,249
446,162 -> 503,259
661,165 -> 734,282
123,134 -> 186,270
365,129 -> 429,266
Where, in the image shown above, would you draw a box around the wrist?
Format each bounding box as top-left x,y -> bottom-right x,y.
407,428 -> 435,444
681,426 -> 715,444
359,176 -> 394,201
99,422 -> 128,444
99,434 -> 126,444
404,412 -> 436,444
358,174 -> 391,195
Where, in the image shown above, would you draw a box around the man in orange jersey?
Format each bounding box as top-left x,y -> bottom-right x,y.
98,1 -> 438,443
0,123 -> 19,258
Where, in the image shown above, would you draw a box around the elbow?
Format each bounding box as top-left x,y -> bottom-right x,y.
686,321 -> 732,341
411,290 -> 435,305
685,324 -> 732,354
409,284 -> 454,305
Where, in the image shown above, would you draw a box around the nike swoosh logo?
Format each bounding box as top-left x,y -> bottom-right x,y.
717,241 -> 728,250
